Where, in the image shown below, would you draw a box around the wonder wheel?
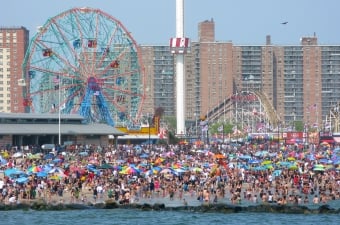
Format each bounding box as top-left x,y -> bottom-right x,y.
22,7 -> 145,126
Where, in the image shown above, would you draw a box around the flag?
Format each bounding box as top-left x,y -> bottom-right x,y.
202,125 -> 208,132
158,128 -> 167,139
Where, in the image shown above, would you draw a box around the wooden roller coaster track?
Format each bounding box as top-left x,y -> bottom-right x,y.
205,90 -> 281,128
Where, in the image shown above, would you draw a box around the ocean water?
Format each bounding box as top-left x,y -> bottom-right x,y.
1,209 -> 340,225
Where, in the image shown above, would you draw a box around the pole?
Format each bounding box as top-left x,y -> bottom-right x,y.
58,76 -> 61,146
148,114 -> 151,149
175,0 -> 185,135
195,113 -> 198,138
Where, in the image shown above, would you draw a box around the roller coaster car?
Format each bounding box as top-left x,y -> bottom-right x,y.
42,49 -> 53,57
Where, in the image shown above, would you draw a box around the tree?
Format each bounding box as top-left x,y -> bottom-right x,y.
294,121 -> 304,132
209,122 -> 235,135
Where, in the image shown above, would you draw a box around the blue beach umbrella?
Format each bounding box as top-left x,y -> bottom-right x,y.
248,159 -> 261,164
36,171 -> 48,178
140,153 -> 149,158
0,156 -> 7,165
273,169 -> 282,177
16,176 -> 29,184
238,155 -> 251,160
4,168 -> 23,177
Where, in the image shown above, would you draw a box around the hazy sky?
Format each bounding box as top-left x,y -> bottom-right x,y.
1,0 -> 340,45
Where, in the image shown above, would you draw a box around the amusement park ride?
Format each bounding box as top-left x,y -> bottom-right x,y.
21,7 -> 161,139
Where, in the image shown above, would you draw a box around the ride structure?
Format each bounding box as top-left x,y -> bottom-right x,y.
22,7 -> 145,127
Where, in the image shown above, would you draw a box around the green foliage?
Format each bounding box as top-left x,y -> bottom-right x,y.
163,116 -> 176,133
167,130 -> 179,144
294,121 -> 304,132
209,122 -> 235,134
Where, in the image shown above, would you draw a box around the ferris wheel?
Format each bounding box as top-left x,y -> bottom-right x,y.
22,7 -> 145,126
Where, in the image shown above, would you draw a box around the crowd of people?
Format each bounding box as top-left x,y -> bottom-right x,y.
0,141 -> 340,207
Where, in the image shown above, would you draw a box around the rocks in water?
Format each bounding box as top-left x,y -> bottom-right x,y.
0,201 -> 339,214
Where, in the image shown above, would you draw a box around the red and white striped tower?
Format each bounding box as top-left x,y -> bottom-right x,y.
170,0 -> 190,136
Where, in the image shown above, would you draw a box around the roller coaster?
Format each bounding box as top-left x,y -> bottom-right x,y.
204,90 -> 281,131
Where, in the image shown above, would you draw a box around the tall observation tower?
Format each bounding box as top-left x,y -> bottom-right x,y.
170,0 -> 190,136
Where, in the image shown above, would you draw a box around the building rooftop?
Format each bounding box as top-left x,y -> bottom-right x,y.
0,113 -> 125,136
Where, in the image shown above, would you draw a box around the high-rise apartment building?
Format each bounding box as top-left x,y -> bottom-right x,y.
140,45 -> 175,117
0,27 -> 29,113
184,20 -> 340,130
186,19 -> 233,121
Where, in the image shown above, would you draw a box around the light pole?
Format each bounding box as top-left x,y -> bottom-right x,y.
148,114 -> 151,149
58,76 -> 61,146
194,113 -> 198,138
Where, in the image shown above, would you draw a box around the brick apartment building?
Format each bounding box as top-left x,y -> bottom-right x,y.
0,27 -> 29,113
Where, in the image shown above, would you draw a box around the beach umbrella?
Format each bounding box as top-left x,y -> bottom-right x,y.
238,155 -> 251,160
160,168 -> 173,174
319,158 -> 332,164
78,151 -> 88,156
265,164 -> 274,169
49,175 -> 63,180
28,153 -> 42,160
191,167 -> 203,172
4,168 -> 24,177
154,157 -> 165,165
252,166 -> 267,171
89,159 -> 99,165
116,159 -> 126,163
1,151 -> 10,158
214,153 -> 226,159
261,160 -> 272,165
255,151 -> 268,157
99,163 -> 113,169
52,158 -> 63,163
313,164 -> 325,171
166,151 -> 176,157
43,153 -> 55,160
0,156 -> 7,165
248,159 -> 261,164
268,152 -> 277,158
313,166 -> 325,171
238,164 -> 249,170
36,171 -> 48,178
16,176 -> 29,184
134,145 -> 142,151
48,167 -> 64,174
27,165 -> 43,173
120,166 -> 140,175
273,169 -> 282,177
140,153 -> 149,158
12,152 -> 24,158
288,164 -> 298,170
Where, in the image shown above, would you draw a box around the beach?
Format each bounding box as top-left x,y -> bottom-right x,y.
0,143 -> 340,210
